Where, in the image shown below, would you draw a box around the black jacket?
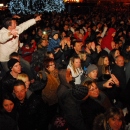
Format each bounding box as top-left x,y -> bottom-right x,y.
1,71 -> 16,94
59,89 -> 89,130
15,90 -> 49,130
0,111 -> 18,130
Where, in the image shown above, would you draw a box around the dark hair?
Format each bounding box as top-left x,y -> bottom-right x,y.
0,93 -> 15,110
83,80 -> 97,89
13,80 -> 26,88
45,52 -> 53,59
104,107 -> 125,130
73,40 -> 82,47
43,58 -> 55,69
85,40 -> 92,45
10,52 -> 19,59
1,93 -> 15,111
109,49 -> 120,63
2,93 -> 15,104
97,36 -> 102,43
3,17 -> 14,29
93,107 -> 125,130
109,49 -> 120,59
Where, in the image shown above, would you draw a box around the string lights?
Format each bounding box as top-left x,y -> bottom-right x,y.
8,0 -> 65,14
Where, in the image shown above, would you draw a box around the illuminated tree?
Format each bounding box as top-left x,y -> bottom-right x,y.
44,0 -> 65,13
8,0 -> 65,14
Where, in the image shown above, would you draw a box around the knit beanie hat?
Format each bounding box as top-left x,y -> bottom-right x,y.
72,85 -> 88,100
7,59 -> 19,70
51,30 -> 59,37
87,64 -> 98,74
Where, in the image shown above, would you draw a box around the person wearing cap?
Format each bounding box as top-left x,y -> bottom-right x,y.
1,58 -> 21,94
81,64 -> 119,90
59,85 -> 90,130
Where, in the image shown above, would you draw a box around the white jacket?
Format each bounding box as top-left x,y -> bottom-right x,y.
0,19 -> 36,62
67,64 -> 83,85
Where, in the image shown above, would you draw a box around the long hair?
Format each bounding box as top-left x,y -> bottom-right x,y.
93,107 -> 125,130
69,56 -> 82,74
109,49 -> 120,64
104,107 -> 125,130
97,56 -> 109,74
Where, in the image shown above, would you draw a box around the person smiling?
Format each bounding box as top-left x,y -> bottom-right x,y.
81,80 -> 112,130
93,107 -> 125,130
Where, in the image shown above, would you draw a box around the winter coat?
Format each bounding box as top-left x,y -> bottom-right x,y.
15,91 -> 49,130
31,46 -> 47,72
0,111 -> 18,130
81,91 -> 112,130
101,28 -> 116,52
67,64 -> 83,85
111,64 -> 126,89
1,71 -> 16,94
20,43 -> 36,62
47,38 -> 60,52
57,69 -> 73,99
59,89 -> 89,130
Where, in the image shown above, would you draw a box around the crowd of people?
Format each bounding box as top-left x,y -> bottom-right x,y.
1,2 -> 130,130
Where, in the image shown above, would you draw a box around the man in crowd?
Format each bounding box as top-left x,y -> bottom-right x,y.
0,15 -> 41,72
1,58 -> 21,94
13,80 -> 49,130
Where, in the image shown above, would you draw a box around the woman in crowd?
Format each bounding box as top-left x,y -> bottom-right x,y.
97,55 -> 110,80
81,80 -> 112,130
0,93 -> 18,130
42,58 -> 60,122
67,56 -> 83,84
97,55 -> 121,104
93,107 -> 125,130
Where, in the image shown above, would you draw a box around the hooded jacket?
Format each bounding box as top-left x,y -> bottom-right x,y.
101,28 -> 116,52
57,69 -> 73,99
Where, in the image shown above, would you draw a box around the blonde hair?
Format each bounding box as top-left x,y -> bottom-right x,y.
17,73 -> 29,82
78,51 -> 87,61
69,56 -> 82,74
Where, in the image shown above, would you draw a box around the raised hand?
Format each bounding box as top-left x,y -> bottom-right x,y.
111,74 -> 119,87
103,78 -> 115,88
35,15 -> 42,22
